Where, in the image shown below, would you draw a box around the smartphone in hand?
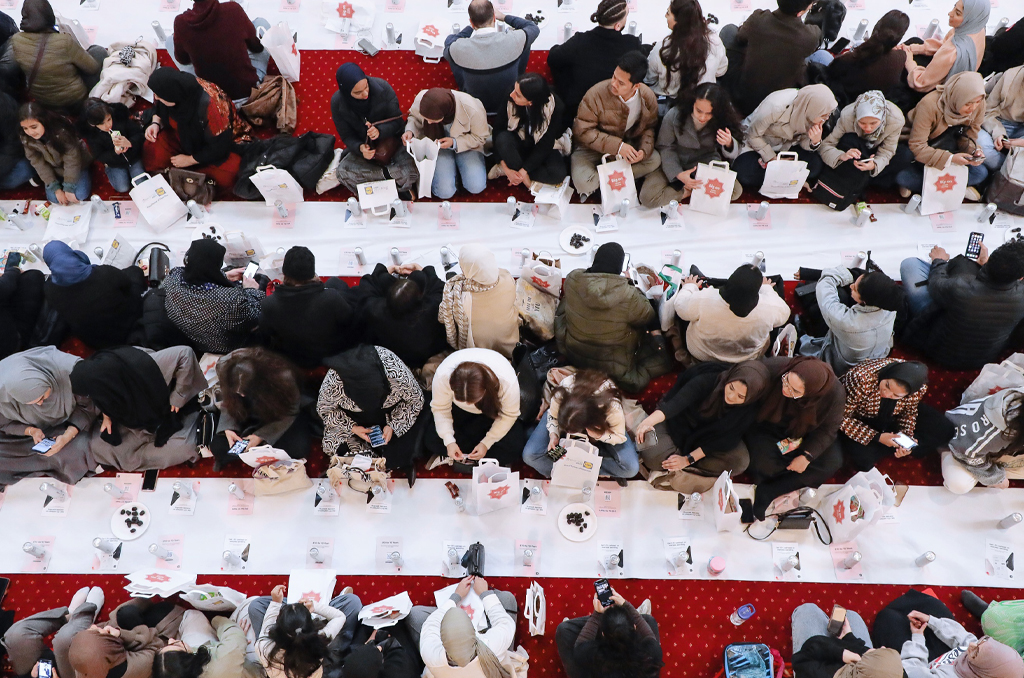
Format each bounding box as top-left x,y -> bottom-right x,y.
965,231 -> 984,260
594,578 -> 614,608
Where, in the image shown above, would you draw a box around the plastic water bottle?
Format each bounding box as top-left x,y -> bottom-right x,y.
730,604 -> 756,625
998,512 -> 1022,529
23,542 -> 45,558
915,551 -> 936,567
150,544 -> 174,561
841,551 -> 862,569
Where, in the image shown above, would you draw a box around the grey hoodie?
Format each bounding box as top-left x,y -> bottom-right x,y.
945,387 -> 1024,486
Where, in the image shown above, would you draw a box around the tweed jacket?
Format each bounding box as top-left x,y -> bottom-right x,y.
839,358 -> 926,445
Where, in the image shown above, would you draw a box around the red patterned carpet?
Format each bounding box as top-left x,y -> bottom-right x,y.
0,50 -> 1011,677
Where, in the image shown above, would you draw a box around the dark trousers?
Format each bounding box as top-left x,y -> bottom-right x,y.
745,430 -> 844,520
423,407 -> 526,469
493,130 -> 568,185
555,615 -> 661,678
734,147 -> 824,190
839,403 -> 955,473
872,589 -> 955,661
211,409 -> 314,465
0,268 -> 44,359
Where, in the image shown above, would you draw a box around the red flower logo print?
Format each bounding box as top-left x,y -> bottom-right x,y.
460,603 -> 476,619
301,591 -> 322,602
530,275 -> 551,289
488,484 -> 510,500
422,24 -> 440,38
933,174 -> 958,193
255,455 -> 281,466
832,499 -> 846,524
370,604 -> 396,615
606,171 -> 627,192
704,178 -> 724,199
146,573 -> 172,583
336,2 -> 354,18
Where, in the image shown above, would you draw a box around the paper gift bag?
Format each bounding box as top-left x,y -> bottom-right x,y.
434,583 -> 487,630
920,162 -> 969,216
248,165 -> 305,205
711,471 -> 741,532
515,258 -> 562,341
324,0 -> 376,34
415,22 -> 447,63
43,203 -> 92,247
759,151 -> 809,199
358,591 -> 413,628
689,161 -> 737,216
181,584 -> 247,612
471,458 -> 519,515
532,179 -> 574,220
822,471 -> 889,542
406,138 -> 441,199
357,178 -> 399,216
551,435 -> 602,489
961,354 -> 1024,403
260,22 -> 299,82
130,173 -> 187,232
287,569 -> 337,605
525,581 -> 546,636
223,231 -> 265,268
597,154 -> 638,215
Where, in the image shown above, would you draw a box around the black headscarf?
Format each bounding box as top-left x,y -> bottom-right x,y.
323,345 -> 391,412
588,242 -> 625,274
182,239 -> 232,287
336,62 -> 372,119
877,360 -> 928,394
20,0 -> 55,33
342,645 -> 384,678
147,68 -> 207,150
719,264 -> 763,318
70,347 -> 180,447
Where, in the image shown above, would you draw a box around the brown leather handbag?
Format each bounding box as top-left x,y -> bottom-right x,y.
367,116 -> 405,166
165,168 -> 216,205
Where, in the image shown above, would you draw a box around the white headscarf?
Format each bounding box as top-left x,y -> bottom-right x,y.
854,90 -> 888,145
949,0 -> 991,77
0,347 -> 81,427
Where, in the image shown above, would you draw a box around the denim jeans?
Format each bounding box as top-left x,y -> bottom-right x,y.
522,412 -> 640,478
895,160 -> 989,192
432,148 -> 487,199
45,172 -> 91,204
899,256 -> 935,318
165,17 -> 271,105
792,603 -> 872,653
806,49 -> 834,66
0,158 -> 35,190
976,119 -> 1024,171
104,160 -> 146,193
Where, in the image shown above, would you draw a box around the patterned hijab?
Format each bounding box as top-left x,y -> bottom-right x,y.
439,244 -> 501,350
949,0 -> 991,78
853,90 -> 888,145
0,347 -> 80,427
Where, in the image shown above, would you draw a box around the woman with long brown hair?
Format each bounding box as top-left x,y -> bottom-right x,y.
827,10 -> 911,105
744,356 -> 847,520
425,348 -> 523,471
212,348 -> 311,469
523,369 -> 639,479
646,0 -> 725,113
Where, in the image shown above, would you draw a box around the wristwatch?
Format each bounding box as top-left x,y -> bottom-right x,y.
685,453 -> 695,466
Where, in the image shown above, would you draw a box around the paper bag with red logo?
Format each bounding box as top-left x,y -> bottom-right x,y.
711,471 -> 741,533
688,161 -> 737,216
597,154 -> 638,216
472,458 -> 519,515
920,162 -> 968,216
515,257 -> 562,341
286,568 -> 337,606
358,591 -> 413,628
260,22 -> 299,83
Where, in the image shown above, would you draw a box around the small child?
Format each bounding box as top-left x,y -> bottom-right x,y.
78,98 -> 145,194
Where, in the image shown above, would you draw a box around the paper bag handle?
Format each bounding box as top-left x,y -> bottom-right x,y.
776,152 -> 799,162
600,154 -> 624,165
254,165 -> 279,173
478,458 -> 499,467
709,161 -> 730,170
131,173 -> 153,188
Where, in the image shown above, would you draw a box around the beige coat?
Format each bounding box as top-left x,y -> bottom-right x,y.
462,269 -> 518,360
819,100 -> 905,176
741,89 -> 821,162
981,66 -> 1024,141
573,79 -> 659,158
406,89 -> 490,153
906,90 -> 984,168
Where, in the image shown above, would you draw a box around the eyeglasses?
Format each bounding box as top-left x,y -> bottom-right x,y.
782,373 -> 804,399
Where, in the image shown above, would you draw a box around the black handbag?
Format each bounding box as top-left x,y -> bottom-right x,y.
746,506 -> 833,545
194,406 -> 219,454
461,542 -> 485,577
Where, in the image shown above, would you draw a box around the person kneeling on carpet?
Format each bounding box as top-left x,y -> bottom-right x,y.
635,361 -> 772,494
555,586 -> 663,678
256,584 -> 362,678
522,368 -> 640,480
791,603 -> 903,678
418,575 -> 518,678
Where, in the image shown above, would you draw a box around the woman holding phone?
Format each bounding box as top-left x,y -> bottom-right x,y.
837,358 -> 954,472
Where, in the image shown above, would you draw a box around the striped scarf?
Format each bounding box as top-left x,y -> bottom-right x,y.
439,274 -> 499,349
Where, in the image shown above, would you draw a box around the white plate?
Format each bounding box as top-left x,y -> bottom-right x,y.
557,502 -> 597,542
558,225 -> 595,255
111,502 -> 151,541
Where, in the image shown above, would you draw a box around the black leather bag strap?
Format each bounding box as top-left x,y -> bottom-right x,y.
25,33 -> 50,93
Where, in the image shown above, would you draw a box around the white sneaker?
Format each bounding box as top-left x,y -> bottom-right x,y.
68,587 -> 90,614
965,186 -> 982,202
85,587 -> 105,619
637,599 -> 652,615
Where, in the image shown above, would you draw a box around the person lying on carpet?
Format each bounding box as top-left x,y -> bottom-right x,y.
152,612 -> 250,678
838,358 -> 954,473
555,586 -> 662,678
522,368 -> 639,480
942,387 -> 1024,494
424,348 -> 525,473
256,583 -> 362,678
744,356 -> 846,521
418,575 -> 518,678
960,591 -> 1024,660
670,264 -> 791,364
635,360 -> 772,494
790,603 -> 903,678
1,586 -> 105,678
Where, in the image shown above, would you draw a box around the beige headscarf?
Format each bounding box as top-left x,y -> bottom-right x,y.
985,66 -> 1024,128
785,84 -> 838,136
439,244 -> 501,350
832,648 -> 904,678
439,607 -> 511,678
937,71 -> 986,126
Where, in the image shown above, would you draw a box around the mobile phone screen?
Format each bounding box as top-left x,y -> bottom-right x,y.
243,261 -> 259,279
594,578 -> 613,607
892,433 -> 917,449
142,468 -> 159,491
965,232 -> 984,260
32,438 -> 56,453
227,439 -> 250,456
38,661 -> 52,678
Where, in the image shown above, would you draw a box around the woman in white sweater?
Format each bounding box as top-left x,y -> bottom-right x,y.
425,348 -> 524,471
646,0 -> 727,115
672,265 -> 791,363
256,584 -> 362,678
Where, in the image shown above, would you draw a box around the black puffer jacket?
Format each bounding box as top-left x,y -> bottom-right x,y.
259,281 -> 355,368
330,76 -> 404,153
910,256 -> 1024,369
